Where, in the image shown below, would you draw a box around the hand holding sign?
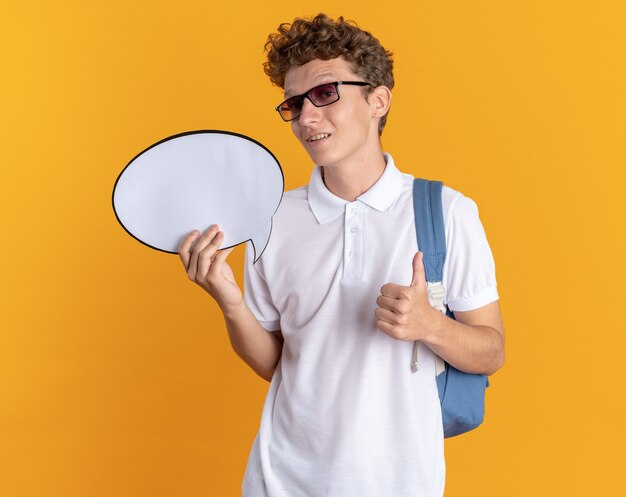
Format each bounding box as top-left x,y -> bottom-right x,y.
178,224 -> 243,310
112,130 -> 284,263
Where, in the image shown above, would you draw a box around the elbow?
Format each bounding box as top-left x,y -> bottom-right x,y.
485,347 -> 505,376
485,327 -> 505,376
243,357 -> 277,383
485,360 -> 504,377
255,356 -> 280,383
259,366 -> 276,382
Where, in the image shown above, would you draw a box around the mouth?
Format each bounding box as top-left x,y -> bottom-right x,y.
306,133 -> 331,144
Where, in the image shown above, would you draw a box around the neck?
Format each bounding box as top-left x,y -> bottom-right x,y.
320,145 -> 387,202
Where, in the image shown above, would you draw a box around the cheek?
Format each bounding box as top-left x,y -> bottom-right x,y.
337,100 -> 371,128
290,121 -> 303,139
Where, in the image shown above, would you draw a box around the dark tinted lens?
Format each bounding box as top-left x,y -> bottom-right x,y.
279,96 -> 303,120
309,83 -> 339,106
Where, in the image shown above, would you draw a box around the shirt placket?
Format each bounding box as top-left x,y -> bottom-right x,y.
343,201 -> 365,282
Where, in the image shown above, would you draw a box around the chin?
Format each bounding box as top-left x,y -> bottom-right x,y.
306,149 -> 343,168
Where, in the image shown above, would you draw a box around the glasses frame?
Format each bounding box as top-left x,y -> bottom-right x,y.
275,81 -> 373,122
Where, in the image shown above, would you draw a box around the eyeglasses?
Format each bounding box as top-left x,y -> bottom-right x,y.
275,81 -> 373,122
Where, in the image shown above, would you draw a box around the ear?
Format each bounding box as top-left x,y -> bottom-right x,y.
368,85 -> 392,118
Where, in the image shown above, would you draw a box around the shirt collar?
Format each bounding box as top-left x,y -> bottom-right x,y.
308,153 -> 405,224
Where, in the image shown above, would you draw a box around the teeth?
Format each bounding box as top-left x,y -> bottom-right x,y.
309,133 -> 329,142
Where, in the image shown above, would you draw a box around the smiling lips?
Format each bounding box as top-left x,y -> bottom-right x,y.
307,133 -> 331,143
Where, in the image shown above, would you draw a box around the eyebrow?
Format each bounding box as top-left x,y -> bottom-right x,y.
284,73 -> 337,98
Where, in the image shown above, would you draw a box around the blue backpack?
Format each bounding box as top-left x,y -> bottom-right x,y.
411,179 -> 489,438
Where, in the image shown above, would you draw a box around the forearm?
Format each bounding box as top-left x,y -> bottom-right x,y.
424,312 -> 505,376
222,302 -> 282,382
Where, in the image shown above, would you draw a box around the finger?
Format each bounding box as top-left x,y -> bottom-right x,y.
380,283 -> 409,299
375,307 -> 399,325
196,231 -> 226,280
210,246 -> 235,272
376,319 -> 395,337
207,246 -> 235,281
376,294 -> 408,314
178,230 -> 200,269
188,225 -> 219,279
410,251 -> 426,288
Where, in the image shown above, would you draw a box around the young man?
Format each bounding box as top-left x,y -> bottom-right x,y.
178,14 -> 504,497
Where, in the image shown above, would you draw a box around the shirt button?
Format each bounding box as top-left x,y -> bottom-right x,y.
350,227 -> 357,234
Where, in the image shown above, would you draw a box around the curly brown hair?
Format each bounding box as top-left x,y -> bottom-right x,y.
264,13 -> 394,135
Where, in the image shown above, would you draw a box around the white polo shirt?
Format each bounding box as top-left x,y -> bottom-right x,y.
242,154 -> 499,497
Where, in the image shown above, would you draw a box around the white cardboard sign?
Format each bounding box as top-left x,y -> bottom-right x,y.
113,130 -> 284,262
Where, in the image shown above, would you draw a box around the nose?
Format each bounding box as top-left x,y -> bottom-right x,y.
298,98 -> 322,125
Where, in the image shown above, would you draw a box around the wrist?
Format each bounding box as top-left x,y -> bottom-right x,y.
220,299 -> 246,320
423,308 -> 448,346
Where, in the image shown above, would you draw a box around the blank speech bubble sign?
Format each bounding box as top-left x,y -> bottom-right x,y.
112,130 -> 284,262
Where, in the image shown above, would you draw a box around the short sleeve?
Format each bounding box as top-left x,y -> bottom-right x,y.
441,188 -> 499,312
243,241 -> 281,331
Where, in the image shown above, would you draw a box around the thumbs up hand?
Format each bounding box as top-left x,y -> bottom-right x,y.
375,252 -> 443,342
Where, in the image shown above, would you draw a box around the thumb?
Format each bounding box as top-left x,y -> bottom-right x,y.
210,246 -> 235,272
410,251 -> 426,288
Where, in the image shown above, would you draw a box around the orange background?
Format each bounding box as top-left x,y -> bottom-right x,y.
1,1 -> 625,496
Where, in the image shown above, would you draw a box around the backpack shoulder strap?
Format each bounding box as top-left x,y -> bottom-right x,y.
412,178 -> 446,284
411,178 -> 448,373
